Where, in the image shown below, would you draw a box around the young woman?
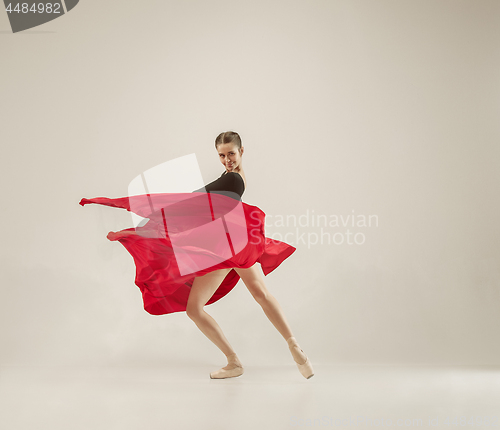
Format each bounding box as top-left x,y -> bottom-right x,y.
187,131 -> 313,379
79,131 -> 313,380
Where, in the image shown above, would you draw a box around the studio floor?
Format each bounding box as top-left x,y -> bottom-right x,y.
1,364 -> 498,429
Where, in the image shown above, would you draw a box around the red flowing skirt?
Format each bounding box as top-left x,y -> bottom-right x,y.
79,192 -> 296,315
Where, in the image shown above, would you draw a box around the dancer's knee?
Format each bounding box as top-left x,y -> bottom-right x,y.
251,286 -> 271,306
186,305 -> 204,321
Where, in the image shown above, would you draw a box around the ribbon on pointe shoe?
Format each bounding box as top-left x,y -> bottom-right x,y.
209,353 -> 244,379
286,337 -> 314,379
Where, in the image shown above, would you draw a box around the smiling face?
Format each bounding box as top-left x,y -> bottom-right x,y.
217,142 -> 244,173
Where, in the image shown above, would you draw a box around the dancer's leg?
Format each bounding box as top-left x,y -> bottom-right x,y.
186,268 -> 242,369
234,263 -> 293,339
234,263 -> 308,365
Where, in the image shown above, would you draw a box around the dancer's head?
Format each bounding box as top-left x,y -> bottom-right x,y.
215,131 -> 244,173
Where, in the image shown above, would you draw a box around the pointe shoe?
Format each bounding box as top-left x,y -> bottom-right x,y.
287,337 -> 314,379
210,365 -> 244,379
209,353 -> 244,379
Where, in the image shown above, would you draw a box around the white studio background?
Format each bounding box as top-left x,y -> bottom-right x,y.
0,0 -> 499,370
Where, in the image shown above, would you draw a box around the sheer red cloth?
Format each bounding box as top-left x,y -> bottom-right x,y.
79,191 -> 296,315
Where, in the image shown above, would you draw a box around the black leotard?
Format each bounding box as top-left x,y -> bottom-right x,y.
192,171 -> 245,200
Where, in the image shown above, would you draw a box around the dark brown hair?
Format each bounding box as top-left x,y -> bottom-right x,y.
215,131 -> 242,153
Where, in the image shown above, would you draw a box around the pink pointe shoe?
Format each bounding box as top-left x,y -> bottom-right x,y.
210,353 -> 244,379
287,336 -> 314,379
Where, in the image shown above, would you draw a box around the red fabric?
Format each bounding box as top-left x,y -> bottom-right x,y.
79,192 -> 296,315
